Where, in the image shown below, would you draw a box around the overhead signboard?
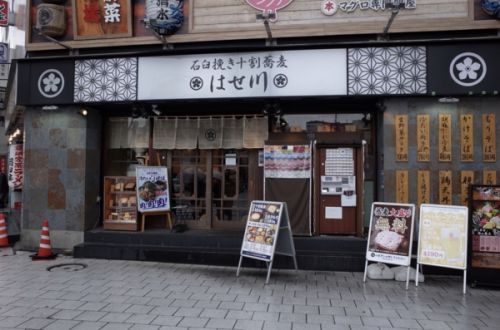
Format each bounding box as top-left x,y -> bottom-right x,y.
0,0 -> 8,27
427,42 -> 500,95
138,49 -> 347,100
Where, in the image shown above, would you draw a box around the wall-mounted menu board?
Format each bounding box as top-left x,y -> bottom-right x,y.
417,170 -> 430,207
417,114 -> 430,162
438,114 -> 452,162
395,115 -> 408,162
396,171 -> 408,203
482,114 -> 496,162
460,114 -> 474,162
469,185 -> 500,287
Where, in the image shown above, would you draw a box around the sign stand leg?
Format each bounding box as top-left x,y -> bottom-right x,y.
265,260 -> 274,284
415,263 -> 420,287
236,256 -> 243,277
405,265 -> 410,290
463,270 -> 467,294
363,260 -> 368,283
292,255 -> 298,271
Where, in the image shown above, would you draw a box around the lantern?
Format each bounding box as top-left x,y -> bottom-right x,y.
144,0 -> 184,36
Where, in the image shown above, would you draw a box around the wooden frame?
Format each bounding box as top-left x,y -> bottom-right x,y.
72,0 -> 133,40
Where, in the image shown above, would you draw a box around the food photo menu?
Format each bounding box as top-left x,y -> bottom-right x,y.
241,201 -> 283,261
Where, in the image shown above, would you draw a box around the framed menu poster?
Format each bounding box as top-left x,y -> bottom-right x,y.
363,202 -> 415,289
135,166 -> 170,213
237,201 -> 297,283
468,185 -> 500,287
416,203 -> 468,293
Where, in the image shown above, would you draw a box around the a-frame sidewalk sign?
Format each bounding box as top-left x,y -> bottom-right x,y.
236,200 -> 298,284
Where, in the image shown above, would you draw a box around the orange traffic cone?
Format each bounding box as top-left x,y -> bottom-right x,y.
31,219 -> 57,260
0,213 -> 9,247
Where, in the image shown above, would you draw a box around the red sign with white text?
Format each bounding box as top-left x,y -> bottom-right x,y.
0,0 -> 8,27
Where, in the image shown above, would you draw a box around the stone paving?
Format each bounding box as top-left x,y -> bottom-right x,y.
0,250 -> 500,329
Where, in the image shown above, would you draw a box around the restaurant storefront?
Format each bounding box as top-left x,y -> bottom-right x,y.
10,0 -> 500,268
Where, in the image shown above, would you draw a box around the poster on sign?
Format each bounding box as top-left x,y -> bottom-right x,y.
365,202 -> 415,266
241,201 -> 283,261
416,203 -> 468,293
135,166 -> 170,213
237,201 -> 297,283
363,202 -> 415,289
8,144 -> 23,190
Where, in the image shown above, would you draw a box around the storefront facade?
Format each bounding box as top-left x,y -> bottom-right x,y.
10,1 -> 500,264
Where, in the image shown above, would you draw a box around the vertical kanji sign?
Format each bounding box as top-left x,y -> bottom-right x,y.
418,170 -> 430,208
460,171 -> 474,206
395,115 -> 408,162
439,170 -> 452,205
482,114 -> 496,163
417,114 -> 430,162
0,0 -> 8,27
483,170 -> 497,185
8,144 -> 23,190
460,114 -> 474,162
439,114 -> 452,162
396,170 -> 408,203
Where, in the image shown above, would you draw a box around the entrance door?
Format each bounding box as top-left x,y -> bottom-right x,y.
316,147 -> 358,234
170,149 -> 257,230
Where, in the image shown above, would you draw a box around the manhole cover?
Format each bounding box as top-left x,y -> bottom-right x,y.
46,263 -> 87,272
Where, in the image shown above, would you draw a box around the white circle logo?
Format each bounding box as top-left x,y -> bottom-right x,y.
449,52 -> 487,87
38,69 -> 65,98
321,0 -> 338,15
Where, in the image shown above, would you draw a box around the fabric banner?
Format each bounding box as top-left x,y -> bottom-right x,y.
222,117 -> 243,149
127,118 -> 150,148
108,118 -> 128,149
198,118 -> 223,149
175,118 -> 198,149
153,118 -> 176,149
243,117 -> 268,149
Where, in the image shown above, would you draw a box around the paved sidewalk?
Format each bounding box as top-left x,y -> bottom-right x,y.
0,251 -> 499,330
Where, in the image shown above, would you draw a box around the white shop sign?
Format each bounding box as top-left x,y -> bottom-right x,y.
138,49 -> 347,100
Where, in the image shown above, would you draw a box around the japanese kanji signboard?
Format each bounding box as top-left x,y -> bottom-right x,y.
73,0 -> 132,39
483,170 -> 497,185
8,144 -> 23,190
439,170 -> 452,205
418,170 -> 430,208
461,171 -> 474,206
396,170 -> 408,203
395,115 -> 408,162
482,114 -> 496,162
460,114 -> 474,162
417,114 -> 430,162
438,114 -> 452,162
138,49 -> 347,100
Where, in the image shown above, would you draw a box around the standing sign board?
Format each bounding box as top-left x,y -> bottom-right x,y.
468,185 -> 500,287
416,204 -> 468,293
363,202 -> 415,289
135,166 -> 170,213
237,201 -> 298,284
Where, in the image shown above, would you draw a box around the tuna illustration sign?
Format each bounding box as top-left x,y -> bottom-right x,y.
245,0 -> 294,21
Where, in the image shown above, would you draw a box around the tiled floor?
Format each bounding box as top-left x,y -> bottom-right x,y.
0,250 -> 499,329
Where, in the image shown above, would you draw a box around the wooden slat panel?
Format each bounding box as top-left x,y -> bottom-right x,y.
460,114 -> 474,162
483,170 -> 497,185
418,170 -> 430,207
439,170 -> 452,205
395,115 -> 408,162
460,171 -> 474,206
482,114 -> 496,162
417,114 -> 430,162
438,114 -> 452,162
396,170 -> 409,204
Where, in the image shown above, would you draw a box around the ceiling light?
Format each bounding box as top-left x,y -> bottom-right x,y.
438,97 -> 460,103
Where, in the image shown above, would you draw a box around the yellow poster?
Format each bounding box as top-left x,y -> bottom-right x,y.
418,204 -> 468,270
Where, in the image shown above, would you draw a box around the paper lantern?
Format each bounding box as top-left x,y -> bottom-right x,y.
144,0 -> 184,36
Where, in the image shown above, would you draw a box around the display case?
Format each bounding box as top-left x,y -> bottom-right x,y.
103,176 -> 138,231
468,184 -> 500,287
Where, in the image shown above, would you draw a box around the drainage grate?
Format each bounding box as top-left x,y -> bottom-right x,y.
46,263 -> 88,272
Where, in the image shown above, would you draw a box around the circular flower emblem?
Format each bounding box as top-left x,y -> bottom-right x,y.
38,69 -> 65,98
449,52 -> 487,87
